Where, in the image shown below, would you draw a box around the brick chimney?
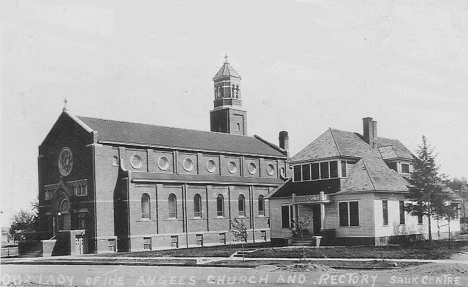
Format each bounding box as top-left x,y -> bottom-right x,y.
363,117 -> 377,146
279,131 -> 289,152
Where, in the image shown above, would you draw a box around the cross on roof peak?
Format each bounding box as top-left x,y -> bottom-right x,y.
224,54 -> 228,63
63,98 -> 68,112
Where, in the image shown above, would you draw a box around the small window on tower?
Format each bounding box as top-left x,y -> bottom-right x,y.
236,123 -> 240,132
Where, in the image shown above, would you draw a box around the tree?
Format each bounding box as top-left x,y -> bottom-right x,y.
230,218 -> 248,261
405,136 -> 450,242
434,200 -> 460,247
290,216 -> 311,260
9,209 -> 38,243
9,197 -> 39,243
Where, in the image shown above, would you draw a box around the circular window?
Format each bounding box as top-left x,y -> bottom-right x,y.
131,154 -> 143,169
158,156 -> 170,170
267,164 -> 275,175
248,162 -> 257,175
206,159 -> 216,173
183,158 -> 194,171
228,161 -> 238,174
58,147 -> 73,176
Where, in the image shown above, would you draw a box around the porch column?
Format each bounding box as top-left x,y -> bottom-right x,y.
292,193 -> 297,226
320,203 -> 325,231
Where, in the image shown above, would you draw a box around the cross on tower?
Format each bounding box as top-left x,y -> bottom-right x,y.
224,54 -> 228,63
63,98 -> 68,112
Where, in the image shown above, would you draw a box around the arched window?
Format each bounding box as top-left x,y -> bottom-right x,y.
141,193 -> 150,219
58,198 -> 71,230
168,193 -> 177,218
217,194 -> 224,217
238,194 -> 245,217
194,194 -> 202,218
258,195 -> 265,216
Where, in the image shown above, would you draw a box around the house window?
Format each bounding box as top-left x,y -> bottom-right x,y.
341,161 -> 347,177
168,193 -> 177,218
302,164 -> 310,181
143,237 -> 152,250
339,201 -> 359,226
401,163 -> 410,174
194,194 -> 202,218
281,205 -> 291,228
238,194 -> 246,217
293,165 -> 302,182
141,193 -> 150,219
258,195 -> 265,216
418,213 -> 423,224
320,162 -> 329,179
219,233 -> 226,244
196,234 -> 203,246
171,236 -> 178,248
311,163 -> 320,180
399,201 -> 405,225
217,194 -> 224,217
261,230 -> 267,241
382,200 -> 388,226
330,161 -> 338,178
108,239 -> 116,252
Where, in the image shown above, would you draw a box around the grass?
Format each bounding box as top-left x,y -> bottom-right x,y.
248,241 -> 468,260
97,242 -> 268,258
94,240 -> 468,260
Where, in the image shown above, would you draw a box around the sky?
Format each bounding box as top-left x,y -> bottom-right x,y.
1,0 -> 467,227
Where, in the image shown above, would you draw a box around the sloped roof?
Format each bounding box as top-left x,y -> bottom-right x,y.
375,137 -> 413,160
271,127 -> 412,197
339,159 -> 408,193
213,61 -> 241,79
290,129 -> 341,162
290,128 -> 381,162
76,115 -> 286,157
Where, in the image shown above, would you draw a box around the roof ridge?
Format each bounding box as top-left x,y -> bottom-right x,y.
329,128 -> 342,156
361,159 -> 377,190
77,115 -> 255,139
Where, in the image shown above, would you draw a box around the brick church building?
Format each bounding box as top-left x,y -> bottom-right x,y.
38,59 -> 289,254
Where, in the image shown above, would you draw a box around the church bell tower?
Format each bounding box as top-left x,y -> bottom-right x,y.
210,55 -> 247,135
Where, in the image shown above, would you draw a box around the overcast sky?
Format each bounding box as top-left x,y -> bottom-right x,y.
1,0 -> 467,227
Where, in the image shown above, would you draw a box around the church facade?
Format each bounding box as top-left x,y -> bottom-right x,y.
37,59 -> 288,254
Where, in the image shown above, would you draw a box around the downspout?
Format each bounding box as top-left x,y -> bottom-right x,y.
91,131 -> 98,253
184,183 -> 189,248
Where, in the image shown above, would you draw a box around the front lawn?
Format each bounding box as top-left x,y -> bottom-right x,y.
95,240 -> 468,260
97,243 -> 267,258
248,241 -> 468,260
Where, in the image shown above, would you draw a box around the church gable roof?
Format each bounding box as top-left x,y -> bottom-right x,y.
76,116 -> 286,157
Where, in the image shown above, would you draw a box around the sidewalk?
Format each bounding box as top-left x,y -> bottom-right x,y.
2,253 -> 467,267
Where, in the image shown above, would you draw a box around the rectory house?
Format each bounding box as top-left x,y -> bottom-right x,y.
267,118 -> 461,246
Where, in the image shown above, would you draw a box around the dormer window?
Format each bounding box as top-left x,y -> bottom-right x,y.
401,163 -> 410,174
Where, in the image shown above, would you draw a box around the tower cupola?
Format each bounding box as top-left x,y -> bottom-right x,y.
213,55 -> 242,108
210,55 -> 247,135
